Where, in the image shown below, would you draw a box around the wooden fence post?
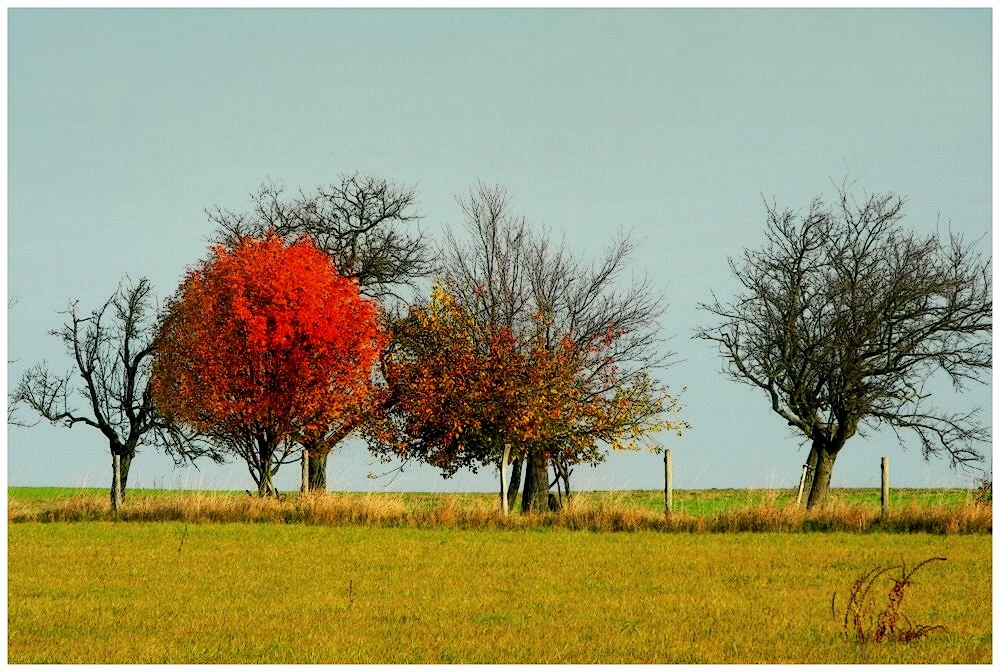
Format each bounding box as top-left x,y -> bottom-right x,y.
881,457 -> 889,517
796,464 -> 809,505
664,449 -> 673,515
500,443 -> 512,516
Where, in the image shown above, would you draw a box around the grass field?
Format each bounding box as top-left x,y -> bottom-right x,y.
7,522 -> 991,664
8,485 -> 982,510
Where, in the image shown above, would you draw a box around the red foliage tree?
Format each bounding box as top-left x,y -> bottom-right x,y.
152,232 -> 385,495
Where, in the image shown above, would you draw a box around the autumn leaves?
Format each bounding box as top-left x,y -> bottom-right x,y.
151,183 -> 686,505
151,234 -> 386,496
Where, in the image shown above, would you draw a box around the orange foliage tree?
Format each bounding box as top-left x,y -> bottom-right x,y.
369,287 -> 569,477
372,184 -> 686,513
367,286 -> 685,511
151,232 -> 385,496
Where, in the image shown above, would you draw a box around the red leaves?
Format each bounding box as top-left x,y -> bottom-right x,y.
151,232 -> 386,443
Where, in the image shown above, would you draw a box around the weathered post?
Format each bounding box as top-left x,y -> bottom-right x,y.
301,448 -> 309,494
881,456 -> 889,517
500,443 -> 512,516
796,464 -> 809,505
664,449 -> 673,515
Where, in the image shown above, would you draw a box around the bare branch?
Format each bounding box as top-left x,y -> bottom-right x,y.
208,172 -> 433,304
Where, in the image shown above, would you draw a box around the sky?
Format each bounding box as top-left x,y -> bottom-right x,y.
5,8 -> 993,495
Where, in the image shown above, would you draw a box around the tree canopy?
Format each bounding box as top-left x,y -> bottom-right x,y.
208,172 -> 432,304
369,184 -> 686,511
151,232 -> 386,496
368,286 -> 577,475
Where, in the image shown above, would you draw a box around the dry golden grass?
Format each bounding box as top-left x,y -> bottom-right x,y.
7,523 -> 991,664
9,489 -> 991,534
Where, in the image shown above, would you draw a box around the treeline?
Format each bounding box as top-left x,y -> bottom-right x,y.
11,174 -> 991,512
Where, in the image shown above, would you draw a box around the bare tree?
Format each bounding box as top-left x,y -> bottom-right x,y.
696,187 -> 991,507
440,183 -> 680,512
207,172 -> 433,490
12,278 -> 220,510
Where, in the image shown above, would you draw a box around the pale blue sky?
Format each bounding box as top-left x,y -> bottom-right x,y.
6,8 -> 993,493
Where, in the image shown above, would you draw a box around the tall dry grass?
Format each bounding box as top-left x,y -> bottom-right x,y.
8,490 -> 992,534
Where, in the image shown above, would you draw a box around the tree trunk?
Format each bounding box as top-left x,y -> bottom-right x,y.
521,450 -> 549,513
552,457 -> 572,505
109,452 -> 133,511
506,457 -> 523,512
308,451 -> 328,491
255,440 -> 278,497
258,470 -> 278,497
111,453 -> 122,512
301,448 -> 309,493
249,433 -> 283,497
805,440 -> 839,508
499,444 -> 512,515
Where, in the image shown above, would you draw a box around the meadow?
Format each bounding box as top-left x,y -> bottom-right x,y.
7,487 -> 992,664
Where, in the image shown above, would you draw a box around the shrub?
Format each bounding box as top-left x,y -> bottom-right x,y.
834,557 -> 947,644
